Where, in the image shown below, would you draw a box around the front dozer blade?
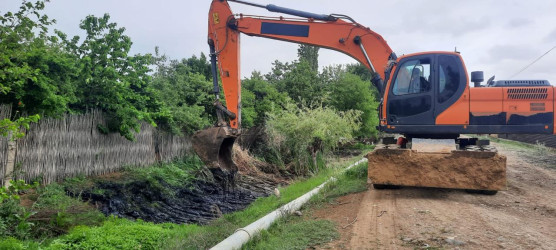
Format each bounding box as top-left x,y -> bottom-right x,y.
192,126 -> 238,175
367,146 -> 507,192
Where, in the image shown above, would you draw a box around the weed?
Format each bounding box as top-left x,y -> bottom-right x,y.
0,237 -> 39,250
47,216 -> 173,250
62,175 -> 93,196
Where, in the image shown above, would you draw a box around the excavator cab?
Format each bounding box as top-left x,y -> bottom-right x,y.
383,52 -> 467,133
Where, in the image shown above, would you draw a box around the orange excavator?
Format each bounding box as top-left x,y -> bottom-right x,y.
194,0 -> 553,192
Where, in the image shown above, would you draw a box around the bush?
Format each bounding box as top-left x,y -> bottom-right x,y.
266,104 -> 360,174
0,180 -> 38,239
0,237 -> 39,250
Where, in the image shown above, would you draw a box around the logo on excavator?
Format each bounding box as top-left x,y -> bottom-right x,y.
213,13 -> 220,24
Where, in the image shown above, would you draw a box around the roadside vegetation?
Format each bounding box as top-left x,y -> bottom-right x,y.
487,136 -> 556,169
0,155 -> 371,249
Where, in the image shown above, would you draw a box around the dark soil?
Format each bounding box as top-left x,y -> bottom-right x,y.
78,174 -> 279,225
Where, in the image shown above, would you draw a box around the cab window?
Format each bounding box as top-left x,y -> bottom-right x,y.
438,55 -> 461,103
392,59 -> 431,95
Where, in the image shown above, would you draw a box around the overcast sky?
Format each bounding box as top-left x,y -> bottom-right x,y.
1,0 -> 555,83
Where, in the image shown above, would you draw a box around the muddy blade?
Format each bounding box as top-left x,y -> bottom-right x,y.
366,148 -> 507,191
192,127 -> 238,173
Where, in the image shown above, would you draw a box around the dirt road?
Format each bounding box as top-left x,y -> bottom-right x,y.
313,140 -> 556,249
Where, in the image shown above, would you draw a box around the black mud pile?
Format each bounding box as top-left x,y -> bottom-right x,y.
80,175 -> 276,224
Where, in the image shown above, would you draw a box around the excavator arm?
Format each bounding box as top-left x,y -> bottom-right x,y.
194,0 -> 396,174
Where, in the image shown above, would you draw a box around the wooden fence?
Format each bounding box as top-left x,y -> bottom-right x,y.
1,105 -> 191,185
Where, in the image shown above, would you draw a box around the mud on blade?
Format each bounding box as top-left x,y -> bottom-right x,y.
192,126 -> 238,174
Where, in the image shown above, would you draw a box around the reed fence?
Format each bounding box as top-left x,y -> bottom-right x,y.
1,105 -> 191,185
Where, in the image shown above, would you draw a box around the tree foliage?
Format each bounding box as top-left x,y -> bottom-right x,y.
241,71 -> 290,127
297,44 -> 319,72
328,72 -> 379,137
0,1 -> 380,147
150,54 -> 214,134
57,14 -> 156,140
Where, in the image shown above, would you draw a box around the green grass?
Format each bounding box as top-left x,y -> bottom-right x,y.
315,161 -> 368,201
244,218 -> 339,250
47,217 -> 174,250
122,155 -> 204,195
0,238 -> 40,250
244,161 -> 369,249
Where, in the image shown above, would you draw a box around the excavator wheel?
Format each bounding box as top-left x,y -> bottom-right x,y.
465,189 -> 498,195
373,184 -> 401,190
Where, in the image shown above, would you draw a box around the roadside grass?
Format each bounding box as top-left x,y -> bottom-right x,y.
485,136 -> 553,152
485,136 -> 556,169
244,161 -> 369,249
244,218 -> 339,250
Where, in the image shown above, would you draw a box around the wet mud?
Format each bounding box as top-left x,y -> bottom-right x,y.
80,174 -> 277,224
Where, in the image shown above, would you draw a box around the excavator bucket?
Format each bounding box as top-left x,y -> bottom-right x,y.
192,126 -> 238,176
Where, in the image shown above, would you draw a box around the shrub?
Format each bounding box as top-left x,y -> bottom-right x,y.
0,180 -> 38,239
265,104 -> 360,174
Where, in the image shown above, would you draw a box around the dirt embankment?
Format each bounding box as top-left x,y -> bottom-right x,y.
312,141 -> 556,249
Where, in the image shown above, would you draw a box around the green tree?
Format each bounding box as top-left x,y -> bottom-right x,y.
329,72 -> 379,138
274,60 -> 325,106
59,14 -> 155,140
0,0 -> 75,119
297,44 -> 319,72
241,71 -> 290,127
150,55 -> 215,134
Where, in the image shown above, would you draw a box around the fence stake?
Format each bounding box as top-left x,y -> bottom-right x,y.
4,133 -> 16,187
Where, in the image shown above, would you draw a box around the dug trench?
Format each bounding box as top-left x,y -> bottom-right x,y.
69,148 -> 289,225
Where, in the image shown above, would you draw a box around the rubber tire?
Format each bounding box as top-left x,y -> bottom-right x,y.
373,184 -> 401,190
465,189 -> 498,195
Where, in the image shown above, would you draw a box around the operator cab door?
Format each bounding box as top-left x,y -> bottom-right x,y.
387,55 -> 435,125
